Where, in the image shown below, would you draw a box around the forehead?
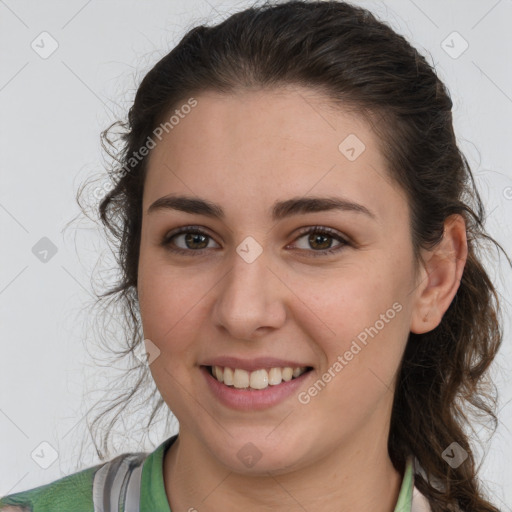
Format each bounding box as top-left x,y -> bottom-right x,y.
143,87 -> 407,224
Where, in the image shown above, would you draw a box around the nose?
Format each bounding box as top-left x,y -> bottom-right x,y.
212,246 -> 287,341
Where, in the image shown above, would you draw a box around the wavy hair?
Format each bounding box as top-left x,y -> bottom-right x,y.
76,1 -> 510,510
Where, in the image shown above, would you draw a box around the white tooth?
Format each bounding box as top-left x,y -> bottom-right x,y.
217,365 -> 308,388
224,367 -> 234,386
233,368 -> 250,389
268,367 -> 283,385
250,369 -> 269,389
282,367 -> 293,381
214,366 -> 223,382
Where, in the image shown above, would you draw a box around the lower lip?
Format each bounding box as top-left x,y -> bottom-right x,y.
200,366 -> 313,411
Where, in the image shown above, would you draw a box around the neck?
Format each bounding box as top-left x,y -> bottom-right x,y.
163,427 -> 402,512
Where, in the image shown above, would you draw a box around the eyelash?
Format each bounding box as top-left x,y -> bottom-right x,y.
160,225 -> 350,257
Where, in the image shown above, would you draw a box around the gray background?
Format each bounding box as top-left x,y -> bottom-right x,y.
1,0 -> 511,508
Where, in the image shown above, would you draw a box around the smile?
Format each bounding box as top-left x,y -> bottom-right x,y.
207,365 -> 311,390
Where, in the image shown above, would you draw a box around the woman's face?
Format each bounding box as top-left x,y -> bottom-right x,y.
137,86 -> 424,473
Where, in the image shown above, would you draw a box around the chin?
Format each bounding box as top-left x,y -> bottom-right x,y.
216,436 -> 308,476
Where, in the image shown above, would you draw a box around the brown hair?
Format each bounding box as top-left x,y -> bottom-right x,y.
76,1 -> 510,510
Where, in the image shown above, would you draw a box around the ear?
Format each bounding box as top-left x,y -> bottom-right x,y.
410,214 -> 468,334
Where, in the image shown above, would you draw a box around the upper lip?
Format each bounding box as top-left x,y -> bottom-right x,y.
200,356 -> 312,372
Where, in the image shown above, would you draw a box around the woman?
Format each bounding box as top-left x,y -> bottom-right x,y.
1,1 -> 508,511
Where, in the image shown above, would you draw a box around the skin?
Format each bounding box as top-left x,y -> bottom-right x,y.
137,86 -> 467,512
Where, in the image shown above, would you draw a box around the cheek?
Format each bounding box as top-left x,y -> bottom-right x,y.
292,262 -> 410,391
299,281 -> 408,412
291,262 -> 402,343
137,255 -> 203,351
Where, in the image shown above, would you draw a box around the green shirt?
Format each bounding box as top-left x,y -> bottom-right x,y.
0,434 -> 419,511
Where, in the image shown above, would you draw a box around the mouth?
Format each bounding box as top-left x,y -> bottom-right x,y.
202,364 -> 314,391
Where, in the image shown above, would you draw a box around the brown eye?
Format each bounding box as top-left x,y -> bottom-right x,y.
291,226 -> 349,257
161,225 -> 350,257
307,232 -> 333,250
161,227 -> 219,254
181,232 -> 209,250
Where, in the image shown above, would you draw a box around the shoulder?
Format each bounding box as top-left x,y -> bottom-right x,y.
0,461 -> 103,512
0,437 -> 175,512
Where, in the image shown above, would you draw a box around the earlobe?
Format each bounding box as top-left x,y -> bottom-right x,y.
410,214 -> 468,334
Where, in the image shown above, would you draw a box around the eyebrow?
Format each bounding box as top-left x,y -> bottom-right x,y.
147,194 -> 376,221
